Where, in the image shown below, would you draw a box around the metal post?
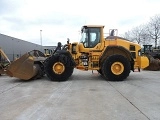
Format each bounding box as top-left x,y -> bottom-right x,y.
40,30 -> 42,52
12,39 -> 14,61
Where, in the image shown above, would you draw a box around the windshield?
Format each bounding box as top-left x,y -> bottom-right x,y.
80,27 -> 100,48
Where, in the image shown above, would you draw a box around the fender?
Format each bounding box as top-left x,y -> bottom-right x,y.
54,50 -> 76,67
100,46 -> 134,71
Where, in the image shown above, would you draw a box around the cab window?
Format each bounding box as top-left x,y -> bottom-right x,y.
80,27 -> 100,48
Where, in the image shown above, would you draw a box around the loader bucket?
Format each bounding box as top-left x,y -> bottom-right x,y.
143,55 -> 160,71
6,53 -> 38,80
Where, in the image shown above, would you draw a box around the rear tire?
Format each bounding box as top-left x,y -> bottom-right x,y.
44,54 -> 74,82
102,55 -> 131,81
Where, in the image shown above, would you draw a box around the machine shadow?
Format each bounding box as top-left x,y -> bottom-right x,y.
69,72 -> 105,81
9,75 -> 49,83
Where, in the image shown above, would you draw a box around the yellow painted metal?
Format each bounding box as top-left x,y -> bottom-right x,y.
111,62 -> 124,75
53,62 -> 65,74
0,48 -> 11,63
137,56 -> 149,69
6,53 -> 38,80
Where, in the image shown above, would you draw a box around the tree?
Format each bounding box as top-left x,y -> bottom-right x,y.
123,25 -> 150,45
131,25 -> 144,44
147,14 -> 160,48
122,24 -> 152,45
122,30 -> 132,41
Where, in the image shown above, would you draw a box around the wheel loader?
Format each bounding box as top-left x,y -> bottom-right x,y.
0,48 -> 11,75
142,45 -> 160,71
44,25 -> 149,81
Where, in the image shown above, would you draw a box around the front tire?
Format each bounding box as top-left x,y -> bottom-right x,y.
102,55 -> 131,81
44,54 -> 74,82
97,69 -> 103,75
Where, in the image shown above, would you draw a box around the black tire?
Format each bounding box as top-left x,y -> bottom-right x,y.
102,55 -> 131,81
44,54 -> 74,82
97,69 -> 103,75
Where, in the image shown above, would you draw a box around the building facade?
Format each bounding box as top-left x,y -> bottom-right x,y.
0,33 -> 56,61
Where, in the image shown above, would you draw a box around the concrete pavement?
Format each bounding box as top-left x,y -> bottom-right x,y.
0,69 -> 160,120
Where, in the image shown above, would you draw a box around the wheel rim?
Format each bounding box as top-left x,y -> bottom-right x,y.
53,62 -> 65,74
111,62 -> 124,75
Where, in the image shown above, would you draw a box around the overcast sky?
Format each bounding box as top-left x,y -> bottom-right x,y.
0,0 -> 160,46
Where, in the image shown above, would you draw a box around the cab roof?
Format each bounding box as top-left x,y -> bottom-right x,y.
83,25 -> 104,28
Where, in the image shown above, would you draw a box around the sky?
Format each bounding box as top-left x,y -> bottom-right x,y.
0,0 -> 160,46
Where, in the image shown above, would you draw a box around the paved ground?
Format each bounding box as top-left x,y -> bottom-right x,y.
0,69 -> 160,120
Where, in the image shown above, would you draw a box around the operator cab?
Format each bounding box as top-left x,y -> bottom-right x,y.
80,26 -> 101,48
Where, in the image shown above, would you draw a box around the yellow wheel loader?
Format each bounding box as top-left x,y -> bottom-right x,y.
44,25 -> 149,81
